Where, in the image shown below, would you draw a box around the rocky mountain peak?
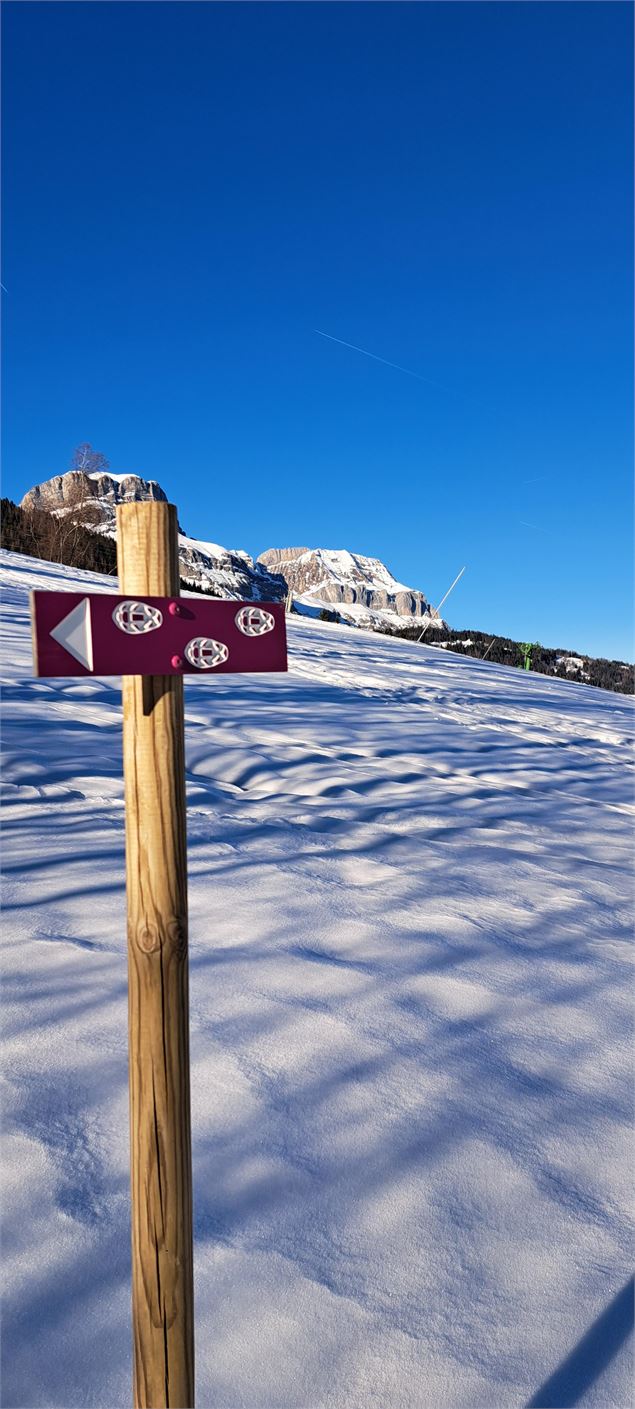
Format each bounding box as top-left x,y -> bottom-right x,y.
20,471 -> 168,533
258,545 -> 443,627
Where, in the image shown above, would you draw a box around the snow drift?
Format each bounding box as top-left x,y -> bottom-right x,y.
1,549 -> 633,1408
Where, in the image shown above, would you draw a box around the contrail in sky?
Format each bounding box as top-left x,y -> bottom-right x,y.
519,519 -> 557,541
313,329 -> 446,389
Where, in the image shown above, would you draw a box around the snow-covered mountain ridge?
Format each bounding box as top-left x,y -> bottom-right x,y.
19,472 -> 440,626
258,546 -> 443,627
20,471 -> 288,603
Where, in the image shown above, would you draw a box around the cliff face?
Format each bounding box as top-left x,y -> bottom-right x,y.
21,471 -> 168,530
20,472 -> 286,602
258,547 -> 441,624
177,536 -> 286,602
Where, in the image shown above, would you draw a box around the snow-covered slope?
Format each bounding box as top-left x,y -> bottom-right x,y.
2,549 -> 633,1409
259,545 -> 443,628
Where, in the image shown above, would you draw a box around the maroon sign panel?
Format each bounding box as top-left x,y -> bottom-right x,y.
31,592 -> 288,677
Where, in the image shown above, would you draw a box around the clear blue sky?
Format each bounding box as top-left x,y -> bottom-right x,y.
3,2 -> 633,659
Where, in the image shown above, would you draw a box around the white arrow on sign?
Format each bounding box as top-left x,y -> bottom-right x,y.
50,597 -> 94,670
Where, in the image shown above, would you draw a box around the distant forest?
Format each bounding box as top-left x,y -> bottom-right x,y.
392,622 -> 634,696
2,496 -> 633,695
1,496 -> 118,577
314,608 -> 634,696
1,497 -> 198,598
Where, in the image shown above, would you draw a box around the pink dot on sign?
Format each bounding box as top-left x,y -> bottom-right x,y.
171,655 -> 183,669
169,602 -> 181,616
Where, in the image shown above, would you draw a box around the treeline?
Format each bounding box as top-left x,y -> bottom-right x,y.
1,496 -> 117,576
312,606 -> 633,695
1,498 -> 222,598
390,622 -> 634,696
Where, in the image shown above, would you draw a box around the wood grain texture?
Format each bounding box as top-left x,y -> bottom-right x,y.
117,502 -> 194,1409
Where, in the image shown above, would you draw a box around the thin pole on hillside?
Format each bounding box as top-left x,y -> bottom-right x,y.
117,501 -> 194,1409
416,565 -> 466,644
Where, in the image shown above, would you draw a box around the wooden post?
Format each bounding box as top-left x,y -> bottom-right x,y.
117,502 -> 194,1409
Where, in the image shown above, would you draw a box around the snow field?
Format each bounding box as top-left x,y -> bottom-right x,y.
1,550 -> 633,1407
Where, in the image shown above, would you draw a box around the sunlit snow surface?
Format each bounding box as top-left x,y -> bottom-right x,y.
1,550 -> 633,1409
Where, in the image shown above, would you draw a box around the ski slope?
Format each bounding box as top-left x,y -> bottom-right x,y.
1,550 -> 633,1409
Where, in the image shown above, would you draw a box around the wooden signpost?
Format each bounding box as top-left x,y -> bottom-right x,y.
30,501 -> 288,1409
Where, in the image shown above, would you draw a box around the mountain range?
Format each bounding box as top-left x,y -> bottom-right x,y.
19,471 -> 444,631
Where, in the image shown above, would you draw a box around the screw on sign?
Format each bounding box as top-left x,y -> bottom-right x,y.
30,501 -> 287,1409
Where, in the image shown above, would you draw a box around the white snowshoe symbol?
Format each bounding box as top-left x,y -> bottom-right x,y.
235,606 -> 275,637
112,600 -> 163,634
184,637 -> 229,669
